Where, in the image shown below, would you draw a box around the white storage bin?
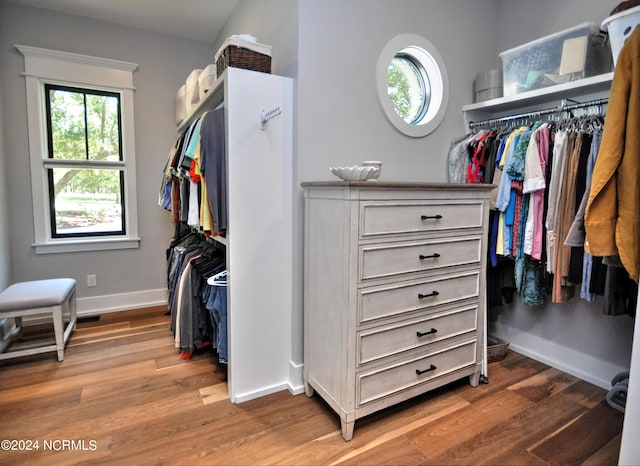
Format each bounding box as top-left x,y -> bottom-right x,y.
602,5 -> 640,65
176,84 -> 187,125
499,23 -> 611,97
185,68 -> 203,114
198,64 -> 217,101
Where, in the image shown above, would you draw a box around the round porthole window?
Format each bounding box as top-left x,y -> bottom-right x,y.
377,34 -> 449,137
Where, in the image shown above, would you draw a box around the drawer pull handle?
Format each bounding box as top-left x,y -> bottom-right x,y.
421,214 -> 443,220
416,328 -> 438,337
416,364 -> 437,375
419,253 -> 441,260
418,291 -> 439,299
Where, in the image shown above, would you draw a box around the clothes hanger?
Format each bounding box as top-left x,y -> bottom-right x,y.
207,269 -> 227,286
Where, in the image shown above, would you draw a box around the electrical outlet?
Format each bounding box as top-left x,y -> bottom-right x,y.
87,274 -> 97,287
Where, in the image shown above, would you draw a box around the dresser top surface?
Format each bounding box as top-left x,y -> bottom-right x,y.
301,181 -> 495,190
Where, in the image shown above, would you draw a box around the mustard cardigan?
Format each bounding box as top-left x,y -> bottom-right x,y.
585,26 -> 640,283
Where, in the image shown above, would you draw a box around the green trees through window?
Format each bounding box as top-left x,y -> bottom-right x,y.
387,54 -> 431,124
45,85 -> 125,237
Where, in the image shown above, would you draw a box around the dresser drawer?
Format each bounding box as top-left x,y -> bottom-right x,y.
360,201 -> 484,238
357,340 -> 477,405
360,237 -> 481,282
359,272 -> 479,324
357,306 -> 478,365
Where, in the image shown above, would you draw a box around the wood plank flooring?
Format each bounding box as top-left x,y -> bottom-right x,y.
0,306 -> 624,465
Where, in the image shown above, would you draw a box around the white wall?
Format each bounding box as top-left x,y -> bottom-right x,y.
0,2 -> 212,310
0,71 -> 10,290
213,0 -> 303,383
620,298 -> 640,463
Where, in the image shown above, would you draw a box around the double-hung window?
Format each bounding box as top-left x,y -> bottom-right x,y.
17,45 -> 140,253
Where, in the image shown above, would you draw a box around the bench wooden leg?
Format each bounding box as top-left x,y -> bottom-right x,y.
68,289 -> 77,333
14,316 -> 23,339
52,304 -> 65,361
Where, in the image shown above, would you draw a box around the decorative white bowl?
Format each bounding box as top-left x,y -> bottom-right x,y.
330,165 -> 380,181
361,161 -> 382,179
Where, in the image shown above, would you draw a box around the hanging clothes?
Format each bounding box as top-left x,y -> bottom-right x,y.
552,131 -> 583,303
166,231 -> 226,360
200,107 -> 227,234
458,107 -> 617,309
585,26 -> 640,285
564,125 -> 603,302
158,107 -> 227,238
447,133 -> 476,183
206,271 -> 228,364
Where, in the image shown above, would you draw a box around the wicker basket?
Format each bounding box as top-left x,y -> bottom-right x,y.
216,45 -> 272,76
487,335 -> 510,363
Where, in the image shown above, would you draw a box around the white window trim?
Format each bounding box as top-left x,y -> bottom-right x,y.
16,44 -> 141,254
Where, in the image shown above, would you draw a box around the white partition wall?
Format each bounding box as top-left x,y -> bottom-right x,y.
619,296 -> 640,464
225,68 -> 294,402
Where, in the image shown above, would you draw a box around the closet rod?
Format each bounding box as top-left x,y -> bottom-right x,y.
468,97 -> 608,130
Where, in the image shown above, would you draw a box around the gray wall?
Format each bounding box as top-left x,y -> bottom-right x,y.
0,2 -> 211,301
0,0 -> 636,455
496,0 -> 613,51
0,0 -> 633,398
210,0 -> 502,378
295,0 -> 500,370
297,0 -> 499,184
214,0 -> 298,80
489,0 -> 634,390
291,0 -> 631,390
292,0 -> 631,389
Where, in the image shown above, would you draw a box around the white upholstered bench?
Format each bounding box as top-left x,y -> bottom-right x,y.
0,278 -> 77,362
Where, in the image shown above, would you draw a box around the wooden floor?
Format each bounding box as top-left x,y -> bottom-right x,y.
0,307 -> 624,466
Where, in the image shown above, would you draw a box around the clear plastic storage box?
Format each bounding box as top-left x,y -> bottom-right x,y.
499,23 -> 611,97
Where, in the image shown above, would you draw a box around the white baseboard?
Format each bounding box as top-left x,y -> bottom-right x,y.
229,361 -> 305,403
17,288 -> 168,326
77,288 -> 168,317
231,382 -> 291,404
507,343 -> 614,390
288,360 -> 305,395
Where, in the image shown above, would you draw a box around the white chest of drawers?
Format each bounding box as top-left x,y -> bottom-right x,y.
302,182 -> 493,441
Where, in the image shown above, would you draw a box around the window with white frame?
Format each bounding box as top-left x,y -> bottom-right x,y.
17,45 -> 140,254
